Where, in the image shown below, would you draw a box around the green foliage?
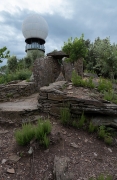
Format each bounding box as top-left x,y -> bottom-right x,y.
15,119 -> 52,148
71,70 -> 95,88
104,90 -> 117,104
89,174 -> 113,180
43,134 -> 50,149
98,126 -> 106,139
60,107 -> 71,125
104,136 -> 113,146
97,78 -> 112,92
0,69 -> 32,84
62,34 -> 88,63
0,46 -> 10,63
24,56 -> 32,68
88,122 -> 96,133
78,112 -> 85,128
14,123 -> 35,146
7,56 -> 17,73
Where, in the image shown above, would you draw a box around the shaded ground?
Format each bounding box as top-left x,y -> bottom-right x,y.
0,86 -> 117,180
1,113 -> 117,180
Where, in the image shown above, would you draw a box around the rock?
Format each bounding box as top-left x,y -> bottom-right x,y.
28,147 -> 33,154
70,142 -> 78,148
74,58 -> 83,78
91,116 -> 117,128
53,156 -> 73,180
83,73 -> 98,78
7,168 -> 15,174
9,154 -> 21,162
0,130 -> 9,134
62,59 -> 74,81
1,159 -> 7,164
94,153 -> 98,157
33,56 -> 61,90
108,148 -> 112,153
55,72 -> 65,82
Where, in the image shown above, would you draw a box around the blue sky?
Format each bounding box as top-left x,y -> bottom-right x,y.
0,0 -> 117,66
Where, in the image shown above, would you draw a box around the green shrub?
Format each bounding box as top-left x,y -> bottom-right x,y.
15,119 -> 52,148
14,123 -> 35,146
88,122 -> 96,133
98,126 -> 106,139
78,112 -> 85,128
60,107 -> 71,125
98,78 -> 112,93
42,119 -> 52,134
0,69 -> 32,84
71,70 -> 95,89
71,70 -> 82,86
104,136 -> 113,146
72,120 -> 78,128
43,134 -> 50,149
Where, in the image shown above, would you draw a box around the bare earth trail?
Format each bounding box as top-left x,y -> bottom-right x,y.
0,93 -> 117,179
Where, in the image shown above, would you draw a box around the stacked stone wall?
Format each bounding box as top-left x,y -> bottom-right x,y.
0,81 -> 36,102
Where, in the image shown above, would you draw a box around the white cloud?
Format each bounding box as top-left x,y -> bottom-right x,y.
0,0 -> 74,19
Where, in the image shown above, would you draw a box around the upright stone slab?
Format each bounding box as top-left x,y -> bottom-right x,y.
62,58 -> 74,81
33,56 -> 61,89
74,58 -> 83,78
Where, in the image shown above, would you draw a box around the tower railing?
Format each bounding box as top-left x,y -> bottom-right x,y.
25,43 -> 45,52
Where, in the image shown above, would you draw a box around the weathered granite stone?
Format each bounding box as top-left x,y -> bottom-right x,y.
55,72 -> 65,82
92,116 -> 117,128
62,59 -> 74,81
74,58 -> 83,77
33,56 -> 61,89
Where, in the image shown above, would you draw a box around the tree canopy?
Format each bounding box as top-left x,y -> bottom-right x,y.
0,46 -> 10,63
62,34 -> 88,63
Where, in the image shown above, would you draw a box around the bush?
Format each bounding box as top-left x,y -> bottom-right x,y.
78,112 -> 85,128
15,119 -> 52,148
98,126 -> 106,139
104,136 -> 113,146
43,134 -> 50,149
0,69 -> 32,84
88,122 -> 96,133
60,107 -> 71,125
71,70 -> 95,89
14,123 -> 35,146
98,78 -> 112,93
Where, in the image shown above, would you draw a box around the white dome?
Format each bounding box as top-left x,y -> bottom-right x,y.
22,14 -> 48,40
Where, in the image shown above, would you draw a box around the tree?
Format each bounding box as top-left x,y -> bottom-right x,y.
7,56 -> 17,73
0,46 -> 10,63
62,34 -> 88,63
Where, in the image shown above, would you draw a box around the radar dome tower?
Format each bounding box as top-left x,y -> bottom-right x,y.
22,14 -> 48,56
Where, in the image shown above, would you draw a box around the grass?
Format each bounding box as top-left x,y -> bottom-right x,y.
88,122 -> 96,133
71,70 -> 95,89
78,112 -> 86,128
14,123 -> 35,146
60,107 -> 71,125
89,174 -> 113,180
97,78 -> 112,93
14,118 -> 52,148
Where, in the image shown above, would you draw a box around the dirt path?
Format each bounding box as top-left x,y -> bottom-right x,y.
0,93 -> 38,112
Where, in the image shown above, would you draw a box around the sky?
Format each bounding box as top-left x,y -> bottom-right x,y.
0,0 -> 117,66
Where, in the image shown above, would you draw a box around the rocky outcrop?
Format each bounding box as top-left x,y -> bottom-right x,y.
33,56 -> 61,90
62,59 -> 74,81
38,81 -> 117,127
0,81 -> 36,102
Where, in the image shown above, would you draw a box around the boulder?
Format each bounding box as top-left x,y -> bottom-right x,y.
62,58 -> 74,81
33,56 -> 61,89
